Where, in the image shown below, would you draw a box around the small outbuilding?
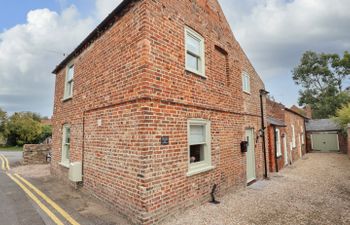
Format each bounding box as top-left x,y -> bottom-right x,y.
306,119 -> 347,153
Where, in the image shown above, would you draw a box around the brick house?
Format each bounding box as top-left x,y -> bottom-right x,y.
266,99 -> 308,172
284,107 -> 308,163
266,99 -> 287,172
51,0 -> 267,224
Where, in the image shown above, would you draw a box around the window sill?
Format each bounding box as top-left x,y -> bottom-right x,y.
243,90 -> 251,95
62,96 -> 73,102
187,165 -> 215,177
185,69 -> 206,79
277,155 -> 282,159
59,162 -> 70,168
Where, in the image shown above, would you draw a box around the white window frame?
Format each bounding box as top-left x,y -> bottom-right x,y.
242,72 -> 251,93
291,125 -> 296,148
301,126 -> 305,145
276,128 -> 282,157
64,63 -> 74,100
60,124 -> 71,167
187,119 -> 213,176
185,27 -> 206,77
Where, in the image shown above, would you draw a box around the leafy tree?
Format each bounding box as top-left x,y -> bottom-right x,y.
334,103 -> 350,133
0,108 -> 8,145
293,51 -> 350,119
6,112 -> 51,146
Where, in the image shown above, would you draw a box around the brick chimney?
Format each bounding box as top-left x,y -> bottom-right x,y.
303,105 -> 312,119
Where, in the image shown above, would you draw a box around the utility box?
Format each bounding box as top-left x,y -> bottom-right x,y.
69,162 -> 82,182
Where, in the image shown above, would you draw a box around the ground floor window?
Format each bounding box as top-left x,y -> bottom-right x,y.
187,119 -> 212,176
61,124 -> 71,166
276,128 -> 282,157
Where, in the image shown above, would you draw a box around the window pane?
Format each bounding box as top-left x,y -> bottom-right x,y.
65,144 -> 70,160
190,125 -> 205,145
243,74 -> 250,92
66,82 -> 72,97
67,65 -> 74,81
190,144 -> 204,163
186,34 -> 200,55
65,127 -> 70,144
186,53 -> 199,71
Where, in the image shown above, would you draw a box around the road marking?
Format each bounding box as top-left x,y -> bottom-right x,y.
15,174 -> 80,225
7,173 -> 65,225
0,155 -> 5,170
0,154 -> 10,170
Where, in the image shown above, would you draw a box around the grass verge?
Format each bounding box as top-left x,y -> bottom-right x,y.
0,146 -> 23,151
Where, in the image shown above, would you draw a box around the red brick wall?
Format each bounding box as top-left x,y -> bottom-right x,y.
267,126 -> 287,172
266,99 -> 287,172
338,132 -> 347,154
51,0 -> 266,224
266,99 -> 285,121
284,110 -> 306,163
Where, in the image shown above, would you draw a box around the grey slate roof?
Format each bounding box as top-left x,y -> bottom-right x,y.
267,117 -> 286,127
306,119 -> 341,131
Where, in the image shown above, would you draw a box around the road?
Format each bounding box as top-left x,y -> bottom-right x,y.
0,151 -> 50,225
0,151 -> 131,225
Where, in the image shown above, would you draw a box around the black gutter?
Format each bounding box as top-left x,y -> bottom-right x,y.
260,89 -> 269,179
52,0 -> 136,74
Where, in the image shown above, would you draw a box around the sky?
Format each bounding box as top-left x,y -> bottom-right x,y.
0,0 -> 350,117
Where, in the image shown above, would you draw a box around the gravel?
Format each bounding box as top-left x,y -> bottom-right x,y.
163,153 -> 350,225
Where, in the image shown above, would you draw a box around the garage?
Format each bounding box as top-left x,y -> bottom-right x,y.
306,119 -> 345,152
311,132 -> 339,151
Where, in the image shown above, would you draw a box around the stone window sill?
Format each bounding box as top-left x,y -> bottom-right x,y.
186,165 -> 215,177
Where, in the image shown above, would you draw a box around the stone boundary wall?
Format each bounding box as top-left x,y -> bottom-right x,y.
23,144 -> 52,165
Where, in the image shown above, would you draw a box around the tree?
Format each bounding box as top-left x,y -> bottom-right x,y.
334,103 -> 350,132
293,51 -> 350,119
6,112 -> 51,146
0,108 -> 8,145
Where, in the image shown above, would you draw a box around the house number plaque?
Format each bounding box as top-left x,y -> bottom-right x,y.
160,136 -> 169,145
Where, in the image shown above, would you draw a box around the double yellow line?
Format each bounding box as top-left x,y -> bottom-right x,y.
0,155 -> 80,225
0,154 -> 10,171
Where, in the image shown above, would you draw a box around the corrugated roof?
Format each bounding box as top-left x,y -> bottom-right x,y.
306,119 -> 341,131
267,117 -> 286,127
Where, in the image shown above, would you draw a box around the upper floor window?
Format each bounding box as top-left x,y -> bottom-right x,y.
185,27 -> 205,77
61,124 -> 71,167
187,119 -> 213,176
64,64 -> 74,99
242,72 -> 251,93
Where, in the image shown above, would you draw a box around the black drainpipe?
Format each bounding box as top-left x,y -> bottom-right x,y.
273,126 -> 279,173
259,89 -> 269,179
81,110 -> 86,183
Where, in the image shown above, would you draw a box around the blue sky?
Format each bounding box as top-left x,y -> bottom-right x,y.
0,0 -> 350,117
0,0 -> 96,30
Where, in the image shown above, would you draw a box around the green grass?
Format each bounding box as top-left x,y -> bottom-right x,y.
0,146 -> 23,151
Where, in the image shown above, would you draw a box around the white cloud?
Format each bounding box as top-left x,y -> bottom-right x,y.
0,6 -> 95,115
219,0 -> 350,105
220,0 -> 350,79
